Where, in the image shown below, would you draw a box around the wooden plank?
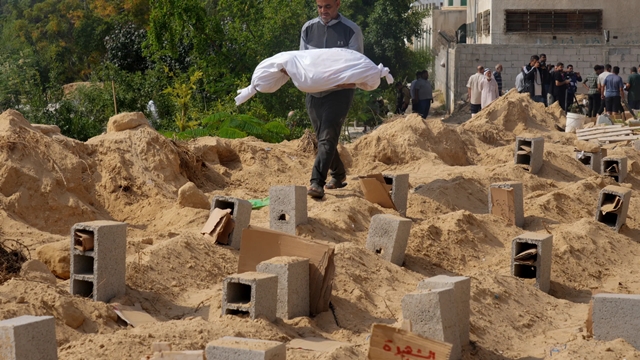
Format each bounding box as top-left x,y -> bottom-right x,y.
577,125 -> 623,133
597,136 -> 640,141
577,125 -> 640,134
578,130 -> 633,140
577,128 -> 631,137
368,324 -> 452,360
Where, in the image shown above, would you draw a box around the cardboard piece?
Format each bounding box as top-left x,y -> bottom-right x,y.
200,208 -> 235,245
514,248 -> 537,265
601,196 -> 622,215
490,187 -> 516,225
238,226 -> 335,316
368,324 -> 452,360
142,351 -> 204,360
73,230 -> 95,252
605,163 -> 620,174
359,174 -> 396,210
287,337 -> 350,352
113,303 -> 157,327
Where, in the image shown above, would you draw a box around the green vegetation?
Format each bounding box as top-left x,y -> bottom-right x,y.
0,0 -> 431,142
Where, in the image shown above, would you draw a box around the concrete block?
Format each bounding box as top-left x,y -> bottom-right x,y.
0,315 -> 57,360
595,185 -> 632,232
206,337 -> 285,360
601,156 -> 628,183
575,150 -> 603,174
146,351 -> 203,360
402,288 -> 460,359
256,256 -> 309,319
211,196 -> 252,250
269,186 -> 307,235
70,220 -> 127,303
417,275 -> 471,347
514,136 -> 544,174
383,174 -> 410,217
488,182 -> 524,228
222,272 -> 278,321
592,293 -> 640,350
511,232 -> 553,293
365,214 -> 413,266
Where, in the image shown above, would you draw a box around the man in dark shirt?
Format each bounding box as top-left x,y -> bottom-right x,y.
583,65 -> 603,117
565,64 -> 582,109
627,67 -> 640,110
553,62 -> 570,111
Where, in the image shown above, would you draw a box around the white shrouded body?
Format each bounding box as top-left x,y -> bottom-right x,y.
235,48 -> 394,105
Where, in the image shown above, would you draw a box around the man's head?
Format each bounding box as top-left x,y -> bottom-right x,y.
595,65 -> 603,74
567,64 -> 574,72
316,0 -> 340,24
495,64 -> 503,72
422,70 -> 429,80
477,65 -> 484,73
556,62 -> 564,72
540,54 -> 547,63
484,68 -> 492,79
632,67 -> 638,74
416,71 -> 422,79
605,64 -> 612,72
529,55 -> 539,66
613,66 -> 620,75
395,82 -> 403,89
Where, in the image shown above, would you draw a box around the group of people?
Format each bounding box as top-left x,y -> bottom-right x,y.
466,64 -> 503,115
395,69 -> 434,119
582,64 -> 640,117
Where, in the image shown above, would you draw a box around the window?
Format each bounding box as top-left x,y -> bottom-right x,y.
448,0 -> 453,6
482,10 -> 490,35
505,10 -> 603,33
461,0 -> 467,5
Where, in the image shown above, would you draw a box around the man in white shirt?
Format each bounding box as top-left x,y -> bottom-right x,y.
467,65 -> 484,115
597,64 -> 612,115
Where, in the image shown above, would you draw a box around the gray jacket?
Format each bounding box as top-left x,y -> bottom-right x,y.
300,14 -> 364,97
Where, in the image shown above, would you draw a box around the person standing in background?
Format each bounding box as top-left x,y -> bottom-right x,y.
493,64 -> 503,96
626,66 -> 640,110
583,65 -> 603,118
603,66 -> 625,116
413,70 -> 433,118
466,65 -> 484,116
480,68 -> 499,109
410,71 -> 422,113
553,62 -> 570,111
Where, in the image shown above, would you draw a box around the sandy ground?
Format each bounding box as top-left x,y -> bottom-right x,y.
1,90 -> 640,359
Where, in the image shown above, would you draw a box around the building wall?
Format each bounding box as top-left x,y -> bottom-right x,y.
414,7 -> 466,51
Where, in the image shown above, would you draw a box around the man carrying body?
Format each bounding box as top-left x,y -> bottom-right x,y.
413,70 -> 433,118
300,0 -> 363,198
603,66 -> 625,117
583,65 -> 603,118
467,65 -> 484,116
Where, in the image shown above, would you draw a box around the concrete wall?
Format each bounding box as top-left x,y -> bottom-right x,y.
435,44 -> 640,113
414,7 -> 466,51
466,0 -> 637,45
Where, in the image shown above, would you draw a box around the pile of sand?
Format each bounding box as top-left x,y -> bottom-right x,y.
0,100 -> 640,360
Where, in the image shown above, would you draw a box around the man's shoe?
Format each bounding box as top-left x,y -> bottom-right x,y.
307,182 -> 325,199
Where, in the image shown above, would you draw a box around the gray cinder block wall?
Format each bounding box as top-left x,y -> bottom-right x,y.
256,256 -> 309,320
417,275 -> 471,348
488,182 -> 524,227
206,337 -> 286,360
383,174 -> 410,217
514,137 -> 544,174
365,214 -> 413,266
269,186 -> 307,235
511,232 -> 553,293
595,185 -> 632,232
211,196 -> 252,250
0,315 -> 57,360
575,150 -> 603,174
601,157 -> 628,183
70,220 -> 127,303
592,293 -> 640,350
222,272 -> 278,321
402,288 -> 461,359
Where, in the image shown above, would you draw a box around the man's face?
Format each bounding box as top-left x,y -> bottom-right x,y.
496,65 -> 503,72
567,66 -> 573,72
317,0 -> 340,23
486,71 -> 492,80
540,55 -> 547,63
557,65 -> 564,72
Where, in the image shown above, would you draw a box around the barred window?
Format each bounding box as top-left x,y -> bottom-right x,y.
505,10 -> 603,33
482,10 -> 490,35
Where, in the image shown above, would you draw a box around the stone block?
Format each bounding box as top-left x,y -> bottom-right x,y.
222,272 -> 278,321
488,182 -> 524,228
514,136 -> 544,174
511,232 -> 553,293
575,150 -> 603,174
211,196 -> 252,250
601,156 -> 628,183
592,293 -> 640,350
417,275 -> 471,347
256,256 -> 309,320
145,351 -> 203,360
383,174 -> 410,217
365,214 -> 412,266
70,220 -> 127,303
206,337 -> 285,360
269,186 -> 307,235
595,185 -> 632,232
0,315 -> 57,360
402,288 -> 460,359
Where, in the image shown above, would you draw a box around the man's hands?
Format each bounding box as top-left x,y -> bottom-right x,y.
335,83 -> 356,89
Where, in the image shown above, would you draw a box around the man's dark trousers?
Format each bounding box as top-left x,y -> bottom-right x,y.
306,89 -> 355,187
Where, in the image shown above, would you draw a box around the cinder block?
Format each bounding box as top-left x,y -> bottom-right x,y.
514,136 -> 544,174
211,196 -> 252,250
206,337 -> 285,360
0,315 -> 57,360
365,214 -> 412,266
256,256 -> 309,319
269,186 -> 307,235
222,272 -> 278,321
402,288 -> 460,359
601,157 -> 628,183
417,275 -> 471,347
383,174 -> 410,217
70,220 -> 127,303
511,232 -> 553,293
488,182 -> 524,228
592,293 -> 640,350
575,150 -> 603,174
595,185 -> 632,232
146,351 -> 203,360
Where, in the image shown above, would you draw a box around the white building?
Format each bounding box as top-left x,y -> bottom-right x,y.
412,0 -> 467,51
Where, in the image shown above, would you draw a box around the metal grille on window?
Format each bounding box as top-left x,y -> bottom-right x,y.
505,10 -> 603,33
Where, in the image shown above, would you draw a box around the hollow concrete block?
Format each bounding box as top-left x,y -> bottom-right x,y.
488,181 -> 524,228
514,136 -> 544,174
592,293 -> 640,350
595,185 -> 632,232
222,272 -> 278,321
269,186 -> 307,235
511,232 -> 553,293
383,174 -> 410,217
365,214 -> 412,266
602,156 -> 628,183
0,315 -> 57,360
211,196 -> 252,250
256,256 -> 309,319
575,150 -> 603,174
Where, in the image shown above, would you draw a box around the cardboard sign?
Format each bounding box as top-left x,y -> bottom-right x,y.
359,174 -> 396,210
490,187 -> 516,225
287,338 -> 350,352
368,324 -> 452,360
238,226 -> 335,316
113,303 -> 157,327
201,208 -> 235,245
